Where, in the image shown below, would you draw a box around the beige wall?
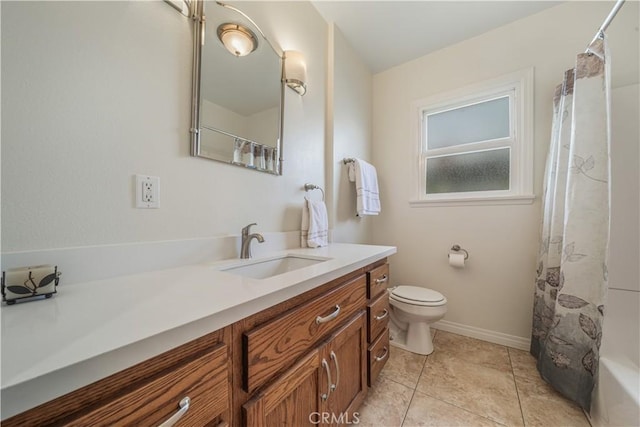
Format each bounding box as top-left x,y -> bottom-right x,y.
371,1 -> 639,340
327,24 -> 374,243
1,1 -> 328,252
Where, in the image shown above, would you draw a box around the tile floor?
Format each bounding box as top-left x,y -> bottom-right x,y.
358,330 -> 590,427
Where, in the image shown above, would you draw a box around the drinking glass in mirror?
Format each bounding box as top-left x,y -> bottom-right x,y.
190,0 -> 284,175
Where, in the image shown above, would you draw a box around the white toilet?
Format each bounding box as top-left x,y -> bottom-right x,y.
388,285 -> 447,355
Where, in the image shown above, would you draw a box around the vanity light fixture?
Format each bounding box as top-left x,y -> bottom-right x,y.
283,50 -> 307,96
217,23 -> 258,57
164,0 -> 191,17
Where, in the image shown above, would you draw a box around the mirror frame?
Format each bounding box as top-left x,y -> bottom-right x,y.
190,0 -> 285,175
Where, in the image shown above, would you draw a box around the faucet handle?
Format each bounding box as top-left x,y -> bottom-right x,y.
242,223 -> 257,235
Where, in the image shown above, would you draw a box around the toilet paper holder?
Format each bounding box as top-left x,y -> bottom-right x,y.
449,245 -> 469,260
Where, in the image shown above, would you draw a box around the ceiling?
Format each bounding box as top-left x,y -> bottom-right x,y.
312,1 -> 562,73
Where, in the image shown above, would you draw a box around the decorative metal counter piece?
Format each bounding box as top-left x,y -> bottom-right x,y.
1,265 -> 61,305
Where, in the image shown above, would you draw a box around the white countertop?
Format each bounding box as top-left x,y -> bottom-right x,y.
1,243 -> 396,419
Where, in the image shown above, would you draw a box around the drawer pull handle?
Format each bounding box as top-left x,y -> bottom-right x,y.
158,396 -> 190,427
374,309 -> 389,321
375,275 -> 388,285
375,347 -> 389,362
330,350 -> 340,392
321,358 -> 333,401
316,305 -> 340,324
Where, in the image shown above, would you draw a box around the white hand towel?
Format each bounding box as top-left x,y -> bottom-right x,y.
301,198 -> 310,248
301,198 -> 328,248
351,159 -> 381,216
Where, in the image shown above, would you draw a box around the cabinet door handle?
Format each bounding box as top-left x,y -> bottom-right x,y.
375,275 -> 388,285
158,396 -> 190,427
321,358 -> 333,401
330,351 -> 340,392
374,309 -> 389,321
375,347 -> 389,362
316,305 -> 340,324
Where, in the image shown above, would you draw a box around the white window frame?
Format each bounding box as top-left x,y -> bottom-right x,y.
410,68 -> 535,207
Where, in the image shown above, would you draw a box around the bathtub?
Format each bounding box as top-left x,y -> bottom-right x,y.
591,357 -> 640,427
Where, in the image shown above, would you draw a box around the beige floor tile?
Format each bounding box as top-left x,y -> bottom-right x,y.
402,391 -> 505,427
359,375 -> 414,427
515,375 -> 589,427
508,348 -> 539,380
380,347 -> 427,389
432,331 -> 512,373
417,354 -> 524,426
356,404 -> 404,427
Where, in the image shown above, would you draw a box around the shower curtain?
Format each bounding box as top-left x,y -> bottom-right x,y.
530,36 -> 610,411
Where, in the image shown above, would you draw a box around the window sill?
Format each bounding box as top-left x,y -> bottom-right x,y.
409,194 -> 536,207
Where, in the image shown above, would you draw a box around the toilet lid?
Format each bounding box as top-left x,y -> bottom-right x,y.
391,286 -> 445,305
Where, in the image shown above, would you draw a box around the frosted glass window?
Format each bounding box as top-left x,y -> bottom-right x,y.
426,148 -> 510,194
426,96 -> 510,149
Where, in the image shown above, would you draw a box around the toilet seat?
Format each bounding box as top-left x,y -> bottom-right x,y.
390,285 -> 446,307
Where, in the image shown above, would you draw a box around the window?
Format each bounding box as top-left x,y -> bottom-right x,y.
410,69 -> 535,206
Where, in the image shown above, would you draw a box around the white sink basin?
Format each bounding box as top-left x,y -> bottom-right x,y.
219,255 -> 330,279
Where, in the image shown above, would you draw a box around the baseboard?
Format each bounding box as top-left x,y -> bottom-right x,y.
431,320 -> 531,351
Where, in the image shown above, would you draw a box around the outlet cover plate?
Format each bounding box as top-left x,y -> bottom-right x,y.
135,175 -> 160,208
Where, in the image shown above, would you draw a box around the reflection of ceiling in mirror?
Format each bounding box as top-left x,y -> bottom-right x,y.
201,1 -> 281,117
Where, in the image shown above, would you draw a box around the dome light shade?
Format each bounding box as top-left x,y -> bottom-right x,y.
217,23 -> 258,57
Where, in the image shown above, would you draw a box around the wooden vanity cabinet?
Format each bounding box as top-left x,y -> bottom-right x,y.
366,263 -> 391,386
232,261 -> 388,427
321,312 -> 367,422
4,258 -> 390,427
243,346 -> 324,426
243,313 -> 366,427
242,274 -> 366,393
2,327 -> 232,427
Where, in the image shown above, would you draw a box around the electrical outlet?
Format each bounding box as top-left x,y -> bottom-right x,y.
135,175 -> 160,208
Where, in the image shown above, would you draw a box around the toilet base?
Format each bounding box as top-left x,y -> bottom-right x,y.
389,320 -> 434,355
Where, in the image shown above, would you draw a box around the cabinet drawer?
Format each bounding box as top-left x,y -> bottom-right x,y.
367,328 -> 390,387
367,291 -> 389,343
367,264 -> 389,300
243,274 -> 366,393
66,343 -> 229,427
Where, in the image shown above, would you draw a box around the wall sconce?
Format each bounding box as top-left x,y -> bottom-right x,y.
283,50 -> 307,96
217,23 -> 258,57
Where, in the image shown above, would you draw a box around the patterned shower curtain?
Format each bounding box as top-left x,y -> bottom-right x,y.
530,36 -> 610,412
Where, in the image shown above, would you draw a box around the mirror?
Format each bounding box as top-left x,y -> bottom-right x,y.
190,1 -> 284,175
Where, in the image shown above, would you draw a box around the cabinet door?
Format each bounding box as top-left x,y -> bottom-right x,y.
323,312 -> 367,425
243,348 -> 328,427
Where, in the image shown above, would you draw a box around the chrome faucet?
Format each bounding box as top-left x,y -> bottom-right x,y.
240,223 -> 265,259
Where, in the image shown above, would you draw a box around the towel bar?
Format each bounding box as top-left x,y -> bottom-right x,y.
342,158 -> 355,164
304,183 -> 325,201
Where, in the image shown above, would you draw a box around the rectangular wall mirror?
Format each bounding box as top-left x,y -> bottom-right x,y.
189,0 -> 284,175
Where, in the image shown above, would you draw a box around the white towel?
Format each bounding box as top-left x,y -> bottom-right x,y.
301,198 -> 328,248
347,159 -> 381,216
